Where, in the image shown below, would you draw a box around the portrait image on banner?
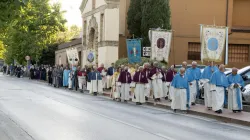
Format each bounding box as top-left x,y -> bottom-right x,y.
201,25 -> 227,62
150,30 -> 172,62
126,39 -> 141,64
87,50 -> 95,64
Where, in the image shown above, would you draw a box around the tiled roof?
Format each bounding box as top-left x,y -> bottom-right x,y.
58,38 -> 82,50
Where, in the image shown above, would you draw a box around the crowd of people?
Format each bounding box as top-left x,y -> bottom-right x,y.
2,61 -> 244,114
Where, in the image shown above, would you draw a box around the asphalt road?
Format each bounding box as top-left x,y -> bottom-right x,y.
0,74 -> 250,140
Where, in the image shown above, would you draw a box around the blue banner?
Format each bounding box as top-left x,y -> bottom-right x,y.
126,39 -> 141,64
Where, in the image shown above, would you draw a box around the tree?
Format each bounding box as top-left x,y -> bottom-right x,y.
127,0 -> 171,46
0,41 -> 5,59
141,0 -> 171,46
1,0 -> 66,64
127,0 -> 142,38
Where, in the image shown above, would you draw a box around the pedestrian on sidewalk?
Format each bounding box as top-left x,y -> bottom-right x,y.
161,66 -> 169,100
200,61 -> 218,110
118,66 -> 131,102
48,67 -> 53,85
133,66 -> 148,105
112,67 -> 121,101
210,64 -> 229,114
143,63 -> 151,101
227,68 -> 244,113
166,65 -> 176,101
78,67 -> 87,93
149,62 -> 163,102
89,66 -> 103,96
186,61 -> 201,106
171,68 -> 189,113
63,66 -> 70,88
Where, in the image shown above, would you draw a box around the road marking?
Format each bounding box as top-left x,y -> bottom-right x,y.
156,133 -> 176,140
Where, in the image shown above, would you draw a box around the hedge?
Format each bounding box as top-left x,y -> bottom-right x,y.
115,57 -> 167,68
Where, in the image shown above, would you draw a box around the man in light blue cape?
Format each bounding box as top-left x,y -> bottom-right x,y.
210,64 -> 229,114
186,61 -> 201,106
200,61 -> 218,110
63,66 -> 71,87
227,68 -> 244,113
171,68 -> 190,113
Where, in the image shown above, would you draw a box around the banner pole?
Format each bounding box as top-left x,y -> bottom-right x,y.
225,27 -> 229,65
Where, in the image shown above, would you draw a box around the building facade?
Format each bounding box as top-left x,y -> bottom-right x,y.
80,0 -> 120,67
55,38 -> 82,66
169,0 -> 250,67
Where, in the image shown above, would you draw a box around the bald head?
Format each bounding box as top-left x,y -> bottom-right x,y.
153,62 -> 158,67
139,66 -> 144,72
192,61 -> 197,68
232,67 -> 238,75
182,61 -> 187,68
180,68 -> 186,75
162,66 -> 166,71
219,64 -> 225,72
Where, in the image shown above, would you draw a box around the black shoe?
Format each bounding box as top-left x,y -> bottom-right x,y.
233,110 -> 237,113
139,103 -> 142,105
145,96 -> 148,101
173,109 -> 177,113
191,102 -> 196,106
124,100 -> 127,103
136,102 -> 140,105
158,98 -> 161,102
165,97 -> 168,100
154,99 -> 158,102
207,107 -> 212,110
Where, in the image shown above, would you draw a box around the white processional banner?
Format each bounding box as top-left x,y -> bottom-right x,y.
150,30 -> 172,62
66,48 -> 79,65
201,25 -> 227,62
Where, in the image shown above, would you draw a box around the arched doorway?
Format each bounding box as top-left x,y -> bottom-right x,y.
87,16 -> 98,65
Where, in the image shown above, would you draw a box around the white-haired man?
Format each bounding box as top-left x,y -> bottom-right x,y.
171,68 -> 189,113
186,61 -> 201,106
227,68 -> 244,113
210,64 -> 229,114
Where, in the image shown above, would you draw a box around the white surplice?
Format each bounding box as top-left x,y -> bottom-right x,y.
90,73 -> 103,94
168,85 -> 174,100
134,84 -> 146,103
112,74 -> 120,99
171,89 -> 187,110
121,83 -> 130,101
228,84 -> 243,111
189,80 -> 197,104
162,82 -> 170,98
200,79 -> 212,108
151,73 -> 163,98
211,84 -> 225,111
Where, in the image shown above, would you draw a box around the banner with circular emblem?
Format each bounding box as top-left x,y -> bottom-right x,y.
87,51 -> 95,63
200,25 -> 228,63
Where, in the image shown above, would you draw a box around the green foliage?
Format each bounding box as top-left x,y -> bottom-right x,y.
54,25 -> 82,44
0,0 -> 67,64
127,0 -> 171,46
0,41 -> 5,59
115,57 -> 167,68
127,0 -> 142,38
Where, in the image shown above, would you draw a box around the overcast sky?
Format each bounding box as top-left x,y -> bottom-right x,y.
50,0 -> 82,27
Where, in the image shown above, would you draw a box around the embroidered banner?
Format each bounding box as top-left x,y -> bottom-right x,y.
66,48 -> 79,65
150,30 -> 172,62
201,25 -> 227,62
126,39 -> 142,64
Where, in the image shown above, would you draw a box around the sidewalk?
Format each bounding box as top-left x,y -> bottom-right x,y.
103,90 -> 250,127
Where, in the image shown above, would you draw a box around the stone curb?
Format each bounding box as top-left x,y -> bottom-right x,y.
103,91 -> 250,127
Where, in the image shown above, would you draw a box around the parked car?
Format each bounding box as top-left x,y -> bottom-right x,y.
242,84 -> 250,102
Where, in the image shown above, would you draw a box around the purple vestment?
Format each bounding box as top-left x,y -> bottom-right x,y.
133,71 -> 148,83
118,71 -> 132,83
